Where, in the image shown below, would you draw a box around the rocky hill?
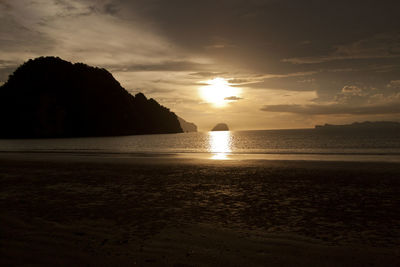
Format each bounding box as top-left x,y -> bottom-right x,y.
0,57 -> 183,138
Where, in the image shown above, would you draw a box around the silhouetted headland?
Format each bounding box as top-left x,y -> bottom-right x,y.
211,123 -> 229,131
0,57 -> 184,138
315,121 -> 400,133
177,116 -> 197,132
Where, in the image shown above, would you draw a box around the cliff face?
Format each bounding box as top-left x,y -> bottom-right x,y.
0,57 -> 183,138
177,116 -> 197,132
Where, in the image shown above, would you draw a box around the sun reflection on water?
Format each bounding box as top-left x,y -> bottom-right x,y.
208,131 -> 232,160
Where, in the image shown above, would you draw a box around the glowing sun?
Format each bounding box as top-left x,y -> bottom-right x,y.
199,78 -> 241,107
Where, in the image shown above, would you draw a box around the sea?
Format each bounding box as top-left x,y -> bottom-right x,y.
0,129 -> 399,162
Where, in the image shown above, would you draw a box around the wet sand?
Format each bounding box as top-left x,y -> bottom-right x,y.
1,153 -> 400,266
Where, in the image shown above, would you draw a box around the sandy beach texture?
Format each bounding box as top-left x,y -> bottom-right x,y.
1,153 -> 400,266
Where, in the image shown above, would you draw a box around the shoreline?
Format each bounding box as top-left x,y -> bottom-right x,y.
0,150 -> 399,163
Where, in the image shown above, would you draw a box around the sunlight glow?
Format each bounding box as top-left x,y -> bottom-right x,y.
199,78 -> 241,107
208,131 -> 232,160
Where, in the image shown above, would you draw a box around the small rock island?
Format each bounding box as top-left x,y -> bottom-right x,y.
211,123 -> 229,131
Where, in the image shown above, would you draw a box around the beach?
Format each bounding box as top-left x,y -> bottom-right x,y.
1,153 -> 400,266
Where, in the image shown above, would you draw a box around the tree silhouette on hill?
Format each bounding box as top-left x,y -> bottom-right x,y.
0,57 -> 183,138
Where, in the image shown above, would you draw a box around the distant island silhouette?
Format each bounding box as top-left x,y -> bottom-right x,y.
0,57 -> 184,138
177,117 -> 197,132
211,123 -> 229,131
315,121 -> 400,132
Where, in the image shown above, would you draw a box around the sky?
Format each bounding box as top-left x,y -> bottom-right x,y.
1,0 -> 399,131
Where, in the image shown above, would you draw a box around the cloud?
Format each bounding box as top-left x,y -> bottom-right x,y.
332,85 -> 400,106
107,61 -> 211,72
134,87 -> 175,95
283,33 -> 400,64
0,66 -> 17,83
260,102 -> 400,115
189,72 -> 227,78
0,3 -> 57,61
333,85 -> 369,105
103,2 -> 120,15
261,84 -> 400,115
0,60 -> 20,82
226,71 -> 318,90
387,80 -> 400,89
0,0 -> 211,69
224,96 -> 243,101
204,39 -> 237,50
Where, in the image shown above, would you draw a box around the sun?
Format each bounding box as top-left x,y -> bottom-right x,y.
199,77 -> 241,107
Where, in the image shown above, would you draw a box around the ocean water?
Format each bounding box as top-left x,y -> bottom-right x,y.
0,129 -> 399,162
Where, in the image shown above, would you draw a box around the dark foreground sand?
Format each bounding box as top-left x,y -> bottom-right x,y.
1,153 -> 400,266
